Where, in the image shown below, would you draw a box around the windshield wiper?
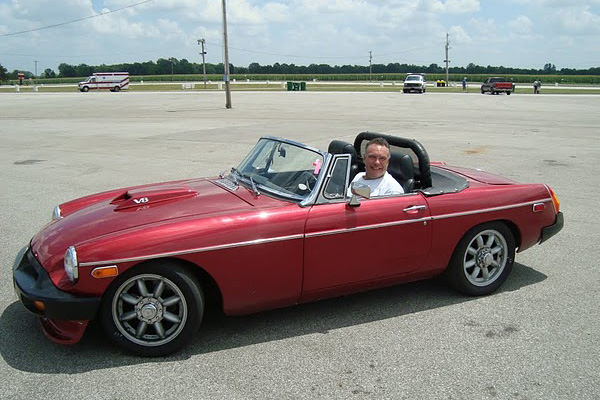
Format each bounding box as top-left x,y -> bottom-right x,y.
229,167 -> 241,183
231,167 -> 260,196
248,176 -> 260,196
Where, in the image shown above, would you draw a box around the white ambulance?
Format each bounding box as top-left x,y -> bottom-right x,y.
78,72 -> 129,92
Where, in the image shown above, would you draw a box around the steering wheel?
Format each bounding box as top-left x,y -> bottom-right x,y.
298,171 -> 318,192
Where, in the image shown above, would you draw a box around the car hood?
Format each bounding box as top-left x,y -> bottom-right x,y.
31,179 -> 257,270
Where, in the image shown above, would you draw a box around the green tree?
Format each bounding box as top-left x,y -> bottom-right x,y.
43,68 -> 56,78
543,63 -> 556,74
0,63 -> 8,82
58,63 -> 77,77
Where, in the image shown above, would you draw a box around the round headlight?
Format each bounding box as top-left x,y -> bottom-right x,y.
64,246 -> 79,282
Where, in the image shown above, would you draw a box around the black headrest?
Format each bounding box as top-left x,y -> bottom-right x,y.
328,140 -> 358,162
388,150 -> 414,181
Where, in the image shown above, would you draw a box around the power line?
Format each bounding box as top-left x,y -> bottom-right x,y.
0,0 -> 153,38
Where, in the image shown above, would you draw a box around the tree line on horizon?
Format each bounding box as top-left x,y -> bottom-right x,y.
1,59 -> 599,81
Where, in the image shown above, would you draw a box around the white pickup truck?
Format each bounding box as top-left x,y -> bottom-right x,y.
403,74 -> 426,94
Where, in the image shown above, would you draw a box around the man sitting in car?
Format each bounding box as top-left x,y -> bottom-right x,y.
348,137 -> 404,197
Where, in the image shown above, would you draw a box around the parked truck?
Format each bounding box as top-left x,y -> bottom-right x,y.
481,77 -> 515,95
403,74 -> 427,93
78,72 -> 129,92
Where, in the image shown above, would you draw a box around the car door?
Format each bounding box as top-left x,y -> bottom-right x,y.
301,157 -> 432,296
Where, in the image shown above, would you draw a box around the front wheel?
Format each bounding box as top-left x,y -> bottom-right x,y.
445,222 -> 515,296
100,261 -> 204,356
81,86 -> 89,92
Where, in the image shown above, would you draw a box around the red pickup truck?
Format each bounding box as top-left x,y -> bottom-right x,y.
481,77 -> 515,95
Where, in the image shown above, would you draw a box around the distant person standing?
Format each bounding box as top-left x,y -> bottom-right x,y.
462,77 -> 467,92
533,80 -> 541,94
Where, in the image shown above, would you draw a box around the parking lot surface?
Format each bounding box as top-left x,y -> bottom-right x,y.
1,91 -> 599,399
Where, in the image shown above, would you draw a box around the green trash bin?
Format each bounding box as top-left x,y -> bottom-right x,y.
286,82 -> 306,91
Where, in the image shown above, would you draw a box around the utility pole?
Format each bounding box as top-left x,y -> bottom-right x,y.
197,39 -> 207,89
444,33 -> 450,85
221,0 -> 232,109
34,60 -> 38,77
369,51 -> 372,82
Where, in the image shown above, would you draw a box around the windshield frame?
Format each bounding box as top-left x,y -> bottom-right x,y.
233,136 -> 330,205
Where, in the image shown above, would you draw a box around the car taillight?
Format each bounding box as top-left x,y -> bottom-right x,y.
549,187 -> 560,213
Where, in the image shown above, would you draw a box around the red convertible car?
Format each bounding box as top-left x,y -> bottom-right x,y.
13,132 -> 563,356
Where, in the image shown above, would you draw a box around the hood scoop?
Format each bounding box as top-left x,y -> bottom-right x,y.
111,184 -> 197,211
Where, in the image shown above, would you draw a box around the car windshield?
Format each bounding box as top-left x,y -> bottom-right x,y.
233,138 -> 325,201
406,76 -> 421,81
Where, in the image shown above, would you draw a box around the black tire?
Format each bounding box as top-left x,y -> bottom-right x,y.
445,222 -> 515,296
114,86 -> 121,92
81,86 -> 89,92
100,261 -> 204,356
506,91 -> 511,95
481,87 -> 485,94
403,89 -> 408,93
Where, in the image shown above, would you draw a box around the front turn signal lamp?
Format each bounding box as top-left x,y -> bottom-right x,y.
91,266 -> 119,279
549,187 -> 560,213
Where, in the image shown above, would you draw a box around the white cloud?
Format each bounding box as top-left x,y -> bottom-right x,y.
555,6 -> 600,34
508,15 -> 533,35
420,0 -> 480,14
449,25 -> 472,43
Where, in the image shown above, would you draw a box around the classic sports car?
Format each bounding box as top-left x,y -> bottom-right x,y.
13,132 -> 563,356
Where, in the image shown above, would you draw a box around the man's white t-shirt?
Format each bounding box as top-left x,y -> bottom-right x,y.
348,172 -> 404,197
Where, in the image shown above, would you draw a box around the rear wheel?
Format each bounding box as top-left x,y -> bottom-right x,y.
114,86 -> 121,92
100,261 -> 204,356
445,222 -> 515,296
507,91 -> 511,95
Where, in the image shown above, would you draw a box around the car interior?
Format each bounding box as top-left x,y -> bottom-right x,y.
327,139 -> 415,193
328,134 -> 469,196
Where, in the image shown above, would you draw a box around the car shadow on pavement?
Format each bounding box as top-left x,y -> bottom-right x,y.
0,262 -> 546,373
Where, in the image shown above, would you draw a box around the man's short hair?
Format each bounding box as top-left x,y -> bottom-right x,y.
366,137 -> 390,151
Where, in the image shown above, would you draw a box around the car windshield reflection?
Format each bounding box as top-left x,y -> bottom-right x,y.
234,138 -> 324,201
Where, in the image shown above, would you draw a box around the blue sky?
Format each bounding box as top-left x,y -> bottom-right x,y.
1,0 -> 599,74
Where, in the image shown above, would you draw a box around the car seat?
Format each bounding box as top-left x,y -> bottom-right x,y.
388,150 -> 415,192
327,140 -> 360,181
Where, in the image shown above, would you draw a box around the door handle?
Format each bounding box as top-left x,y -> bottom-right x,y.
403,205 -> 427,212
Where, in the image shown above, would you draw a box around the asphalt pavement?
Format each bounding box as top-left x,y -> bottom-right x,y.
1,90 -> 598,399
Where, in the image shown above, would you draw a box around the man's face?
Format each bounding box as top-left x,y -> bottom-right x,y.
363,144 -> 390,179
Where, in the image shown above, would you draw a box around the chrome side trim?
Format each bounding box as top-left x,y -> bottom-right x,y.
305,217 -> 431,238
79,234 -> 304,267
431,198 -> 552,221
79,198 -> 553,267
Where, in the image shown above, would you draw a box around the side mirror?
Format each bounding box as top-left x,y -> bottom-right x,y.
348,183 -> 371,207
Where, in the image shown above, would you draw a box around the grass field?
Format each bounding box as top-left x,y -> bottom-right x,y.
2,82 -> 600,95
